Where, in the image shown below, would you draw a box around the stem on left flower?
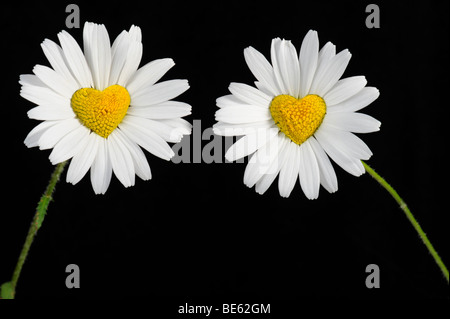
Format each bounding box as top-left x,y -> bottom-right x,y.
1,161 -> 67,299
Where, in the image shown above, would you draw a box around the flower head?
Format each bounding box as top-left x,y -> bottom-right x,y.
21,22 -> 192,194
214,30 -> 380,199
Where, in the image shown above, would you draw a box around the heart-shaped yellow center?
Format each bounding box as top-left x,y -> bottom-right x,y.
71,85 -> 131,138
269,94 -> 326,145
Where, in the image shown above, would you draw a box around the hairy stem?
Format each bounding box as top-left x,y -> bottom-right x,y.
4,161 -> 67,298
362,160 -> 448,283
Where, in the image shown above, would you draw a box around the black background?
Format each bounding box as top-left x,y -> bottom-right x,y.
1,0 -> 448,306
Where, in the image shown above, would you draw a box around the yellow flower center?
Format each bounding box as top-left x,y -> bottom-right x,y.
269,94 -> 326,145
71,85 -> 131,138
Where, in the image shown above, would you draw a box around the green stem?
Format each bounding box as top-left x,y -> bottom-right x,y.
4,161 -> 67,299
362,160 -> 449,283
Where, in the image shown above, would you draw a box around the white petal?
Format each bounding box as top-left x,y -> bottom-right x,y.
244,152 -> 260,188
254,81 -> 274,96
314,125 -> 365,176
323,112 -> 381,133
324,76 -> 367,106
128,25 -> 142,42
95,23 -> 112,90
317,42 -> 336,68
114,128 -> 151,181
311,49 -> 351,97
38,118 -> 81,150
119,119 -> 174,160
49,125 -> 90,164
108,131 -> 135,188
127,101 -> 191,119
20,84 -> 69,107
327,87 -> 380,113
270,38 -> 287,93
255,135 -> 289,195
244,134 -> 283,188
66,132 -> 99,184
27,105 -> 75,121
309,41 -> 336,94
131,80 -> 189,107
40,39 -> 79,90
319,124 -> 373,159
126,59 -> 175,97
83,23 -> 96,86
20,74 -> 46,87
255,166 -> 279,195
308,136 -> 338,193
24,121 -> 58,148
277,40 -> 300,97
244,46 -> 280,96
215,105 -> 272,124
225,127 -> 278,162
123,115 -> 183,143
57,30 -> 93,88
217,98 -> 257,111
33,64 -> 75,98
83,22 -> 111,91
228,82 -> 272,107
317,43 -> 336,66
278,141 -> 300,197
110,30 -> 129,85
298,140 -> 320,199
90,138 -> 112,194
299,30 -> 319,97
159,118 -> 192,136
216,94 -> 244,108
213,121 -> 275,136
117,36 -> 142,87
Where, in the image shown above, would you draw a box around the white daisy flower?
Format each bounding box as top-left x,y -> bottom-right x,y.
213,30 -> 381,199
21,22 -> 192,194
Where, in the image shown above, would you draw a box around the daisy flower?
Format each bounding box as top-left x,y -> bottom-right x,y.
213,30 -> 380,199
21,22 -> 192,194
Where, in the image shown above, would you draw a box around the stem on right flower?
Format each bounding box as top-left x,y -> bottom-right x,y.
362,160 -> 449,283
